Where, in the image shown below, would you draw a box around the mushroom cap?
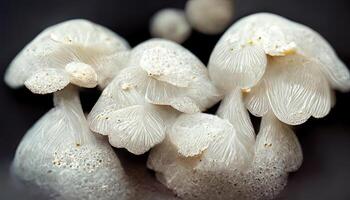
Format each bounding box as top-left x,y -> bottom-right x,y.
168,113 -> 254,171
150,8 -> 191,44
185,0 -> 234,35
12,87 -> 133,200
245,55 -> 332,125
148,136 -> 250,200
208,12 -> 350,92
88,67 -> 180,155
126,39 -> 221,113
5,19 -> 130,93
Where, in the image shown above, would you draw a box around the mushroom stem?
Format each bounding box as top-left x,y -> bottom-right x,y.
53,86 -> 90,146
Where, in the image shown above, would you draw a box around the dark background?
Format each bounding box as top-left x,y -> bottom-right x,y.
0,0 -> 349,199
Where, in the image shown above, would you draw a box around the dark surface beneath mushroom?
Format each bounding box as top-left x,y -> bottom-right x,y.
0,0 -> 350,199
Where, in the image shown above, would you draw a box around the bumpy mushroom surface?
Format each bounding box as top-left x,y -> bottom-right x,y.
209,12 -> 350,125
243,113 -> 303,200
150,8 -> 191,43
148,111 -> 303,200
127,39 -> 221,113
12,87 -> 134,200
5,19 -> 130,94
185,0 -> 234,34
148,108 -> 255,200
88,39 -> 220,155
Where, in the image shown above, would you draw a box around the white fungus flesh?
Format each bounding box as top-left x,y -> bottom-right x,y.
11,87 -> 133,200
126,39 -> 221,113
5,19 -> 130,93
150,8 -> 191,44
242,113 -> 303,200
245,55 -> 332,125
148,112 -> 303,199
209,12 -> 350,125
209,12 -> 350,92
185,0 -> 234,35
88,67 -> 180,155
254,113 -> 303,173
148,112 -> 255,200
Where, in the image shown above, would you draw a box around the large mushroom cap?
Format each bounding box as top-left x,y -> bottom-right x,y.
126,39 -> 221,113
5,19 -> 130,93
208,12 -> 350,92
150,8 -> 191,44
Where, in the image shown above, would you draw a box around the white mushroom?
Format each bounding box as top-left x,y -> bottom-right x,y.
148,109 -> 302,200
245,55 -> 332,125
148,110 -> 255,200
185,0 -> 234,34
209,12 -> 350,125
150,8 -> 191,43
5,19 -> 130,94
126,39 -> 221,113
88,67 -> 180,155
11,87 -> 134,200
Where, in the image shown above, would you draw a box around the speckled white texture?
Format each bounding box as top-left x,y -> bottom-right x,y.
12,87 -> 134,200
127,39 -> 221,113
5,19 -> 130,93
148,110 -> 303,200
150,9 -> 191,43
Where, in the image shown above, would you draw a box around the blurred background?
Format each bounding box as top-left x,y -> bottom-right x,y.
0,0 -> 349,199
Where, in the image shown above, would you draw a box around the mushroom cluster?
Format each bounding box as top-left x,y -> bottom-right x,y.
149,0 -> 235,43
5,11 -> 349,200
88,39 -> 220,155
147,13 -> 349,200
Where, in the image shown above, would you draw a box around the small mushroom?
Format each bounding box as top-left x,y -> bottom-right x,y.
12,87 -> 134,200
150,8 -> 191,44
5,19 -> 130,94
185,0 -> 234,34
126,39 -> 221,113
209,13 -> 350,125
148,111 -> 255,200
88,67 -> 180,155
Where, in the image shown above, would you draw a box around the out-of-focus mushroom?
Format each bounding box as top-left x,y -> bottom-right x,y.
11,87 -> 134,200
150,8 -> 191,44
5,19 -> 130,94
185,0 -> 234,35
